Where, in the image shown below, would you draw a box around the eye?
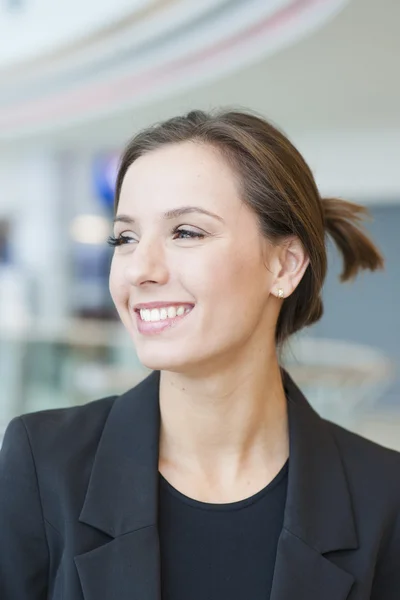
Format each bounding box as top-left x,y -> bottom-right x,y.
172,227 -> 205,240
107,233 -> 136,247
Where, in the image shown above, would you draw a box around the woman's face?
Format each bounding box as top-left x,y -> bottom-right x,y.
109,141 -> 280,373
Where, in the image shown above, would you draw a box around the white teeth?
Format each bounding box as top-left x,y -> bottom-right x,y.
150,309 -> 159,322
167,306 -> 177,319
139,305 -> 191,322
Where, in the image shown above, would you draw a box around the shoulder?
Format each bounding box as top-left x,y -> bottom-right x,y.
324,418 -> 400,511
323,418 -> 400,578
326,422 -> 400,590
2,395 -> 117,473
0,395 -> 119,526
326,417 -> 400,469
20,394 -> 117,438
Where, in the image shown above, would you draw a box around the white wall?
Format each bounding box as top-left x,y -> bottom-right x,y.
295,129 -> 400,202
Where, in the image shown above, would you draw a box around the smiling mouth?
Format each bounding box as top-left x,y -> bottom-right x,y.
133,304 -> 194,335
136,305 -> 193,322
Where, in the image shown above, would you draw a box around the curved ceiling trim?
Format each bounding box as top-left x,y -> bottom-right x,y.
0,0 -> 348,139
0,0 -> 211,81
2,0 -> 289,102
0,0 -> 156,68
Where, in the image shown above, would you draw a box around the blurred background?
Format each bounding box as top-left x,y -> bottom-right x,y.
0,0 -> 399,449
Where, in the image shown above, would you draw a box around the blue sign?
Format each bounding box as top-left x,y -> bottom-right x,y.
92,153 -> 120,210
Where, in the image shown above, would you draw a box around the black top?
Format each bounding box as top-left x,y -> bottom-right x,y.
158,460 -> 289,600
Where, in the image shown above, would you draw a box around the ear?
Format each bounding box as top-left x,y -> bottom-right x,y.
269,236 -> 310,299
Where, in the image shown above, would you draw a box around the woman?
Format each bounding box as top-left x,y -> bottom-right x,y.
0,110 -> 399,600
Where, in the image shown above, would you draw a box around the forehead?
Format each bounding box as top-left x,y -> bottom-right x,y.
118,141 -> 241,214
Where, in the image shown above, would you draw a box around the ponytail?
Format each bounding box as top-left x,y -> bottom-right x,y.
322,197 -> 384,281
276,197 -> 385,346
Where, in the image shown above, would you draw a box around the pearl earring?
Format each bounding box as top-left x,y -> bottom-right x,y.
277,288 -> 284,299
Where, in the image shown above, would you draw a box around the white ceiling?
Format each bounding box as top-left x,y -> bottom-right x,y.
25,0 -> 396,150
0,0 -> 150,67
0,0 -> 398,162
0,0 -> 398,204
0,0 -> 348,140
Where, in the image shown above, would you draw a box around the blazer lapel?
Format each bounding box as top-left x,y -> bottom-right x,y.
270,369 -> 358,600
74,368 -> 359,600
75,370 -> 162,600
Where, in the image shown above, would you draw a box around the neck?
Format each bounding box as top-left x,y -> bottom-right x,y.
158,354 -> 289,490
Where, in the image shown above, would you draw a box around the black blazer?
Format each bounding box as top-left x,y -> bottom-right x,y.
1,369 -> 399,600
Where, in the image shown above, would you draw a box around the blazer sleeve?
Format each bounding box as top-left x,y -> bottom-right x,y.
371,506 -> 400,599
0,416 -> 49,599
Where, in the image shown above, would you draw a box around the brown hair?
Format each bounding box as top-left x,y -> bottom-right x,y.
115,109 -> 384,347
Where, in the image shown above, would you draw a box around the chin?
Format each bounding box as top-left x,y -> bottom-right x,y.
134,347 -> 195,374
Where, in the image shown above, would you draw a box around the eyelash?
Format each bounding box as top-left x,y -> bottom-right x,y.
107,227 -> 205,247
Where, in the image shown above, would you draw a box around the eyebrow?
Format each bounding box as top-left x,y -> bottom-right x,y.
113,206 -> 224,225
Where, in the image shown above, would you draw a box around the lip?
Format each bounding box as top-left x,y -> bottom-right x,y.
133,305 -> 194,336
133,301 -> 195,311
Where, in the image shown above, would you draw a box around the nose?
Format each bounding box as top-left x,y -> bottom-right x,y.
124,238 -> 169,287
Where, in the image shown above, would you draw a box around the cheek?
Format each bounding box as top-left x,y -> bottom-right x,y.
191,252 -> 256,306
211,252 -> 267,318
